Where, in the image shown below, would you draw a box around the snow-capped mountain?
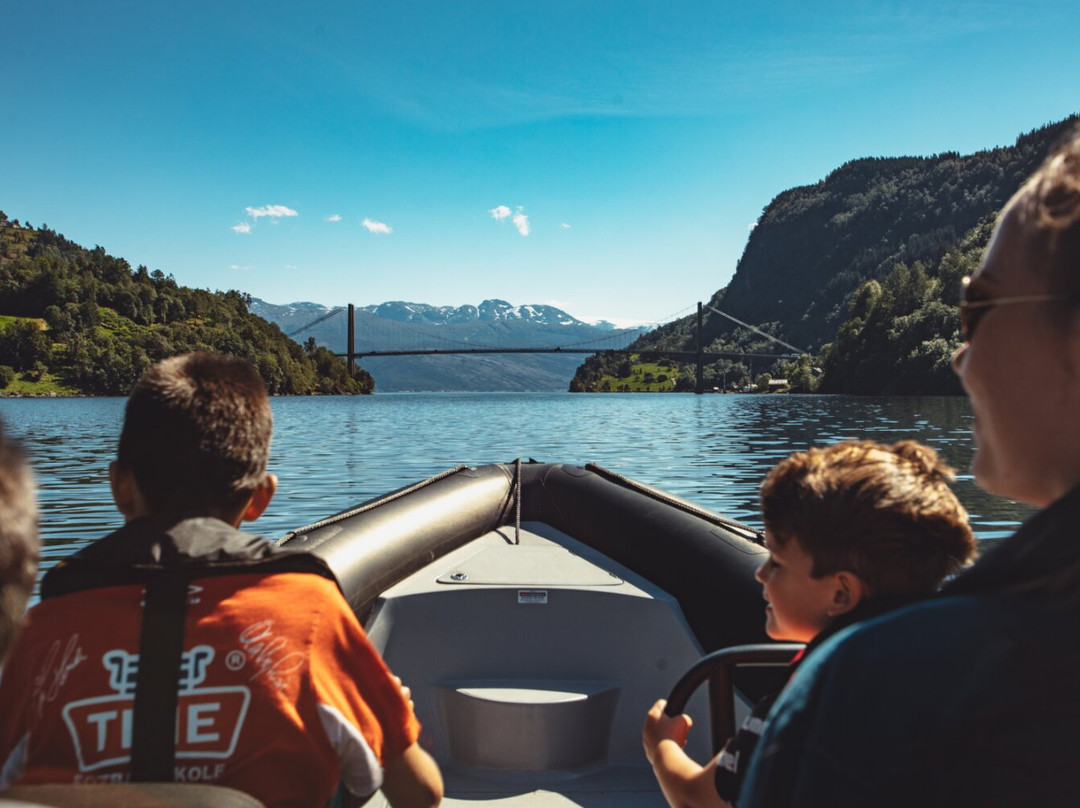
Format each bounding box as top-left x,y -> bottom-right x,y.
249,298 -> 646,391
253,298 -> 619,329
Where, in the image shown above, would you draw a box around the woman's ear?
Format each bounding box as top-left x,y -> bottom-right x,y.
826,571 -> 866,617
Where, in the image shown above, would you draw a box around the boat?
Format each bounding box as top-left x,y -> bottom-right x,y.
278,460 -> 777,807
2,460 -> 780,808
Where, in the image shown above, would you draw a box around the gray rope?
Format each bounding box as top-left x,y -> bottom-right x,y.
514,457 -> 522,545
584,462 -> 764,545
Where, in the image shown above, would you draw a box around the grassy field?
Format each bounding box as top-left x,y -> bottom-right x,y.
0,315 -> 79,395
3,372 -> 81,397
594,356 -> 683,392
0,315 -> 46,330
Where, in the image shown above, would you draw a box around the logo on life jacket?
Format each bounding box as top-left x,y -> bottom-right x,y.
61,646 -> 251,772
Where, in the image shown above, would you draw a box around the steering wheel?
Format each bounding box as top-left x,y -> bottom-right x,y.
664,643 -> 803,753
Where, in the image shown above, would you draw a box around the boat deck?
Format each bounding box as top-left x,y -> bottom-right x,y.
362,521 -> 739,806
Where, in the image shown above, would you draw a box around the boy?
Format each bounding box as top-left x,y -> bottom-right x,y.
0,353 -> 442,808
642,440 -> 975,808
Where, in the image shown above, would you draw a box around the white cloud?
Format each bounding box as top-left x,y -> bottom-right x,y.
325,214 -> 342,223
229,264 -> 255,270
362,217 -> 393,234
246,204 -> 299,219
490,205 -> 512,221
512,209 -> 530,237
284,264 -> 297,270
748,222 -> 757,231
560,222 -> 572,229
231,222 -> 252,234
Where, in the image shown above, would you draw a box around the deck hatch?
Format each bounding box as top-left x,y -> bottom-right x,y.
436,545 -> 622,586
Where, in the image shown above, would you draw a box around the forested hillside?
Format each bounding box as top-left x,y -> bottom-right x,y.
571,115 -> 1077,395
0,215 -> 373,395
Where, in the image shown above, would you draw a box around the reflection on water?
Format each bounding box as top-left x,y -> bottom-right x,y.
0,394 -> 1034,577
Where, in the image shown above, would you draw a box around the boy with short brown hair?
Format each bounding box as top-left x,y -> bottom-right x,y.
0,352 -> 442,808
643,439 -> 975,808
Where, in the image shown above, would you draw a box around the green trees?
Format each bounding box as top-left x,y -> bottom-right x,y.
0,320 -> 50,371
816,218 -> 992,394
0,219 -> 374,396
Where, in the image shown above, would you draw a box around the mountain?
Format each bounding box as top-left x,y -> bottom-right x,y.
360,299 -> 622,329
250,299 -> 646,392
634,116 -> 1078,356
571,114 -> 1079,395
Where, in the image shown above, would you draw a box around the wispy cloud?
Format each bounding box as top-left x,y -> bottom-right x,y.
246,204 -> 299,219
512,209 -> 530,237
229,264 -> 255,270
231,222 -> 252,234
362,217 -> 393,234
325,214 -> 342,223
560,222 -> 572,229
491,204 -> 529,236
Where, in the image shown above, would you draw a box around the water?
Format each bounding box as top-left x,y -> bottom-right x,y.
0,394 -> 1034,577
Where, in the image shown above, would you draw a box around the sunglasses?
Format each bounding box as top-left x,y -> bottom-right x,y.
958,276 -> 1069,341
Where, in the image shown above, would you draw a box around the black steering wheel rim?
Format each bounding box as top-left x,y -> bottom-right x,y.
664,643 -> 803,753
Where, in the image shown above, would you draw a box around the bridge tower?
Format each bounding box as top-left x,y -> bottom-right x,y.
695,301 -> 704,395
347,303 -> 355,374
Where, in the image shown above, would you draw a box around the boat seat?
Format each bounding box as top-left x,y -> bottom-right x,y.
437,679 -> 618,770
0,783 -> 266,808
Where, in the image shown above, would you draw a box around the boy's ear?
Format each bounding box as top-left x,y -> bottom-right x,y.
109,461 -> 146,521
826,571 -> 866,617
239,473 -> 278,524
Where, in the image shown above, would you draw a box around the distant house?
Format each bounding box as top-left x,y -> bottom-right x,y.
767,379 -> 789,391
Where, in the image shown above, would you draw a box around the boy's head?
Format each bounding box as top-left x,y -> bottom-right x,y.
113,352 -> 274,522
0,419 -> 38,662
755,440 -> 975,642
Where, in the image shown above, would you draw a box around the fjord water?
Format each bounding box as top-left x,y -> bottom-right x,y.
0,393 -> 1032,576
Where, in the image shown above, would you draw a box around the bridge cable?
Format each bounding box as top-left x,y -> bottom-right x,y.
286,306 -> 346,338
704,304 -> 807,355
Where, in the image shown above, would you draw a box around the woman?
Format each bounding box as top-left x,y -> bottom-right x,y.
738,127 -> 1080,808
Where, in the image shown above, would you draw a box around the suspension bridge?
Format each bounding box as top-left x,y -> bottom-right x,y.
286,304 -> 805,393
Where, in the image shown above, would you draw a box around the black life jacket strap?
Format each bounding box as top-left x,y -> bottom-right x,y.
129,573 -> 189,783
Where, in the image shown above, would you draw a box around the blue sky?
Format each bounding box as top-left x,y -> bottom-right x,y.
2,1 -> 1078,327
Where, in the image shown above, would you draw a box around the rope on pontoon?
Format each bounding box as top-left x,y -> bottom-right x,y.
584,462 -> 765,546
277,464 -> 471,544
513,457 -> 522,545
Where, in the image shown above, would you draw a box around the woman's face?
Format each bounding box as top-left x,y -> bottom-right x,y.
952,201 -> 1080,507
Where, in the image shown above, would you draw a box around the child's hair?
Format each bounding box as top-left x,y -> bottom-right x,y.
0,418 -> 37,662
116,352 -> 272,514
760,440 -> 975,597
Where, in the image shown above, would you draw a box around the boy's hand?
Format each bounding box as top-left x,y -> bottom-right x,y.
391,674 -> 415,713
642,699 -> 693,765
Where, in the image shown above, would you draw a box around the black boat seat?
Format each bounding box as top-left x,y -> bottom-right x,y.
0,783 -> 266,808
437,679 -> 619,770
